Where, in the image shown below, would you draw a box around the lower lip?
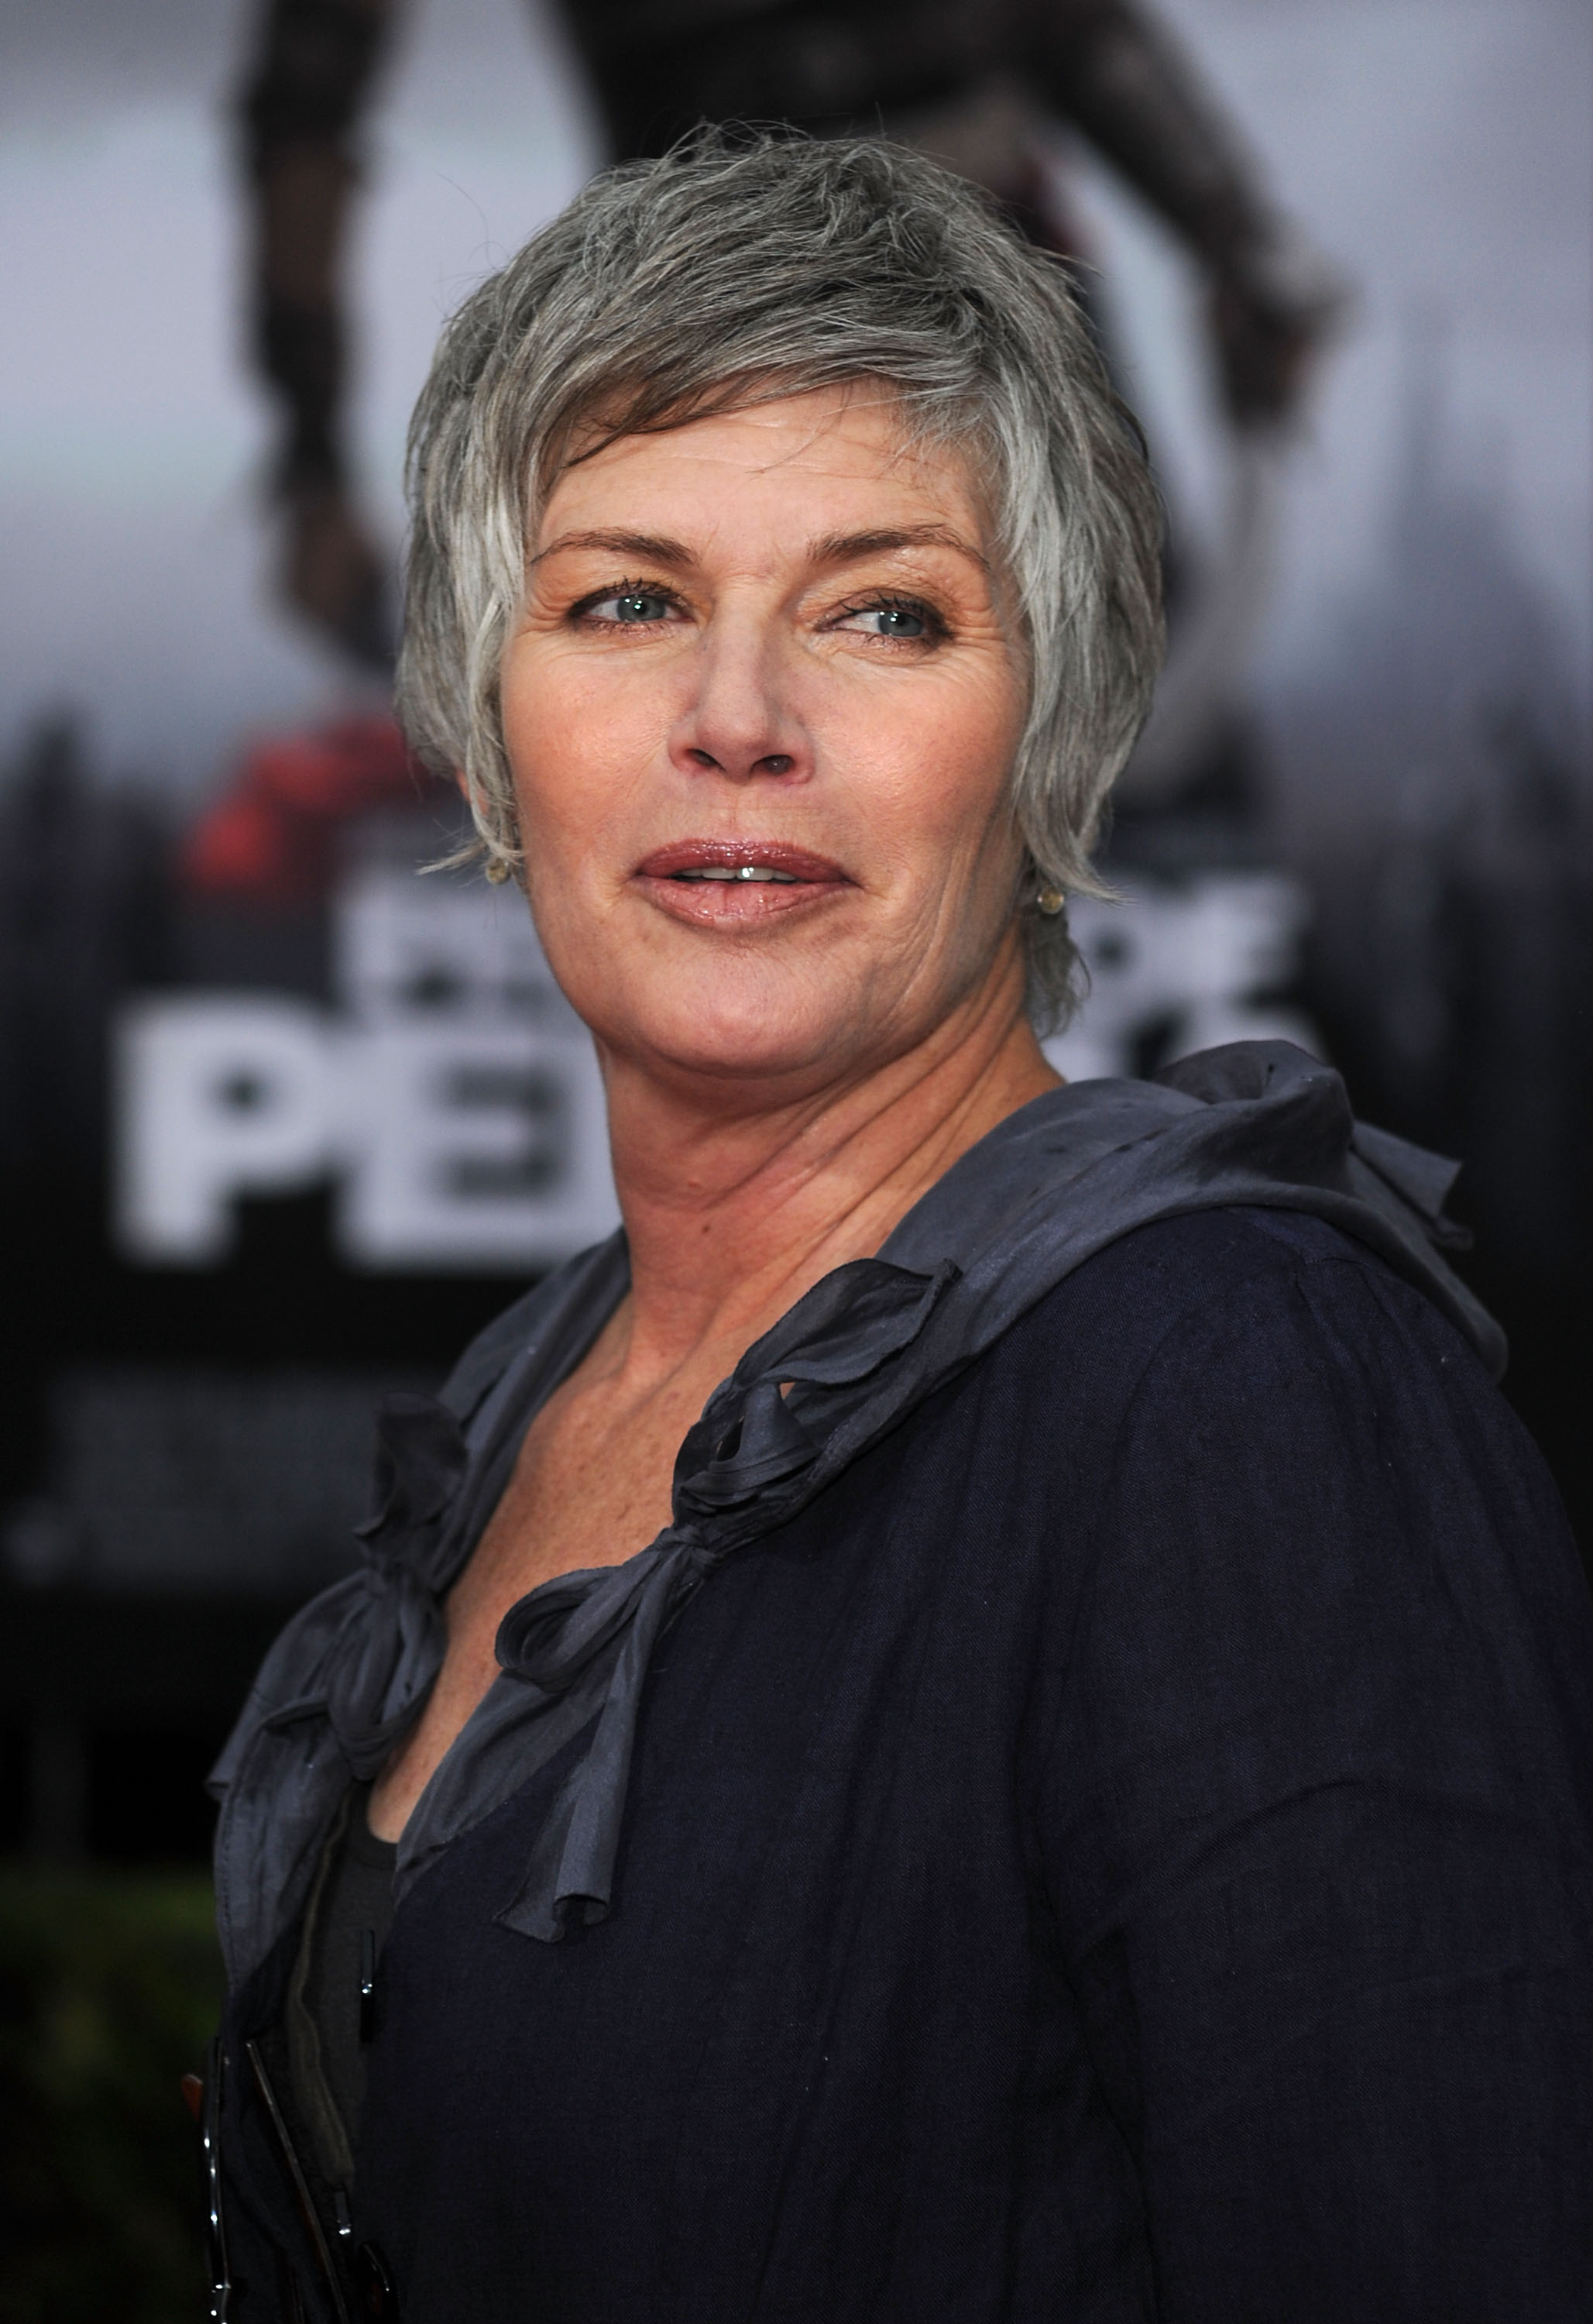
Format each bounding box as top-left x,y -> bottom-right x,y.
633,871 -> 850,927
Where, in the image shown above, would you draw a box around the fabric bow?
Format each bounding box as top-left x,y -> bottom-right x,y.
492,1258 -> 956,1942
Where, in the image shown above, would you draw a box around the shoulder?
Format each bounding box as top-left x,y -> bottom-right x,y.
997,1199 -> 1494,1428
978,1205 -> 1572,1599
1018,1213 -> 1593,1903
996,1208 -> 1588,1723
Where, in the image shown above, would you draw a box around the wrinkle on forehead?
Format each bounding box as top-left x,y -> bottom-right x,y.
534,384 -> 994,565
544,377 -> 986,521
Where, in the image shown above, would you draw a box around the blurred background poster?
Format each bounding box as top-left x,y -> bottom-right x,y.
0,0 -> 1588,2310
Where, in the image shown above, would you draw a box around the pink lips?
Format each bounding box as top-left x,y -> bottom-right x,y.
636,838 -> 847,882
633,837 -> 850,926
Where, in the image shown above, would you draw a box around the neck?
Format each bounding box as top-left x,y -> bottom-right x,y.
594,942 -> 1058,1389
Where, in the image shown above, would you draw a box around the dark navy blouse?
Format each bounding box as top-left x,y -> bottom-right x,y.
209,1055 -> 1593,2322
338,1211 -> 1592,2322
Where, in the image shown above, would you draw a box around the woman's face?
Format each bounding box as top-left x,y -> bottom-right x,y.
500,383 -> 1028,1100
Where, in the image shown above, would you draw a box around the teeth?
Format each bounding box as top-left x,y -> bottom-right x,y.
675,865 -> 800,883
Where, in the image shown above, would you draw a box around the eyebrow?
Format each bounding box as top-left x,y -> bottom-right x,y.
530,528 -> 691,569
806,524 -> 990,575
532,522 -> 990,575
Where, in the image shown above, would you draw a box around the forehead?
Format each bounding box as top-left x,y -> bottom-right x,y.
536,383 -> 990,547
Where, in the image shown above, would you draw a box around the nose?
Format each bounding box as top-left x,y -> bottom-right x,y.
667,615 -> 810,786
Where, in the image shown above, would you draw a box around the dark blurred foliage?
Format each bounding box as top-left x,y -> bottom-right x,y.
0,1871 -> 224,2324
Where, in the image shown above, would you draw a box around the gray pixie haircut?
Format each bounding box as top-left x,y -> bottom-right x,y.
397,129 -> 1164,1024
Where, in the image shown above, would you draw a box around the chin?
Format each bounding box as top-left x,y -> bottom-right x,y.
596,971 -> 877,1092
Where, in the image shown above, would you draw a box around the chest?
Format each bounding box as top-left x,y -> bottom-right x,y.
351,1428 -> 1090,2321
443,1359 -> 725,1671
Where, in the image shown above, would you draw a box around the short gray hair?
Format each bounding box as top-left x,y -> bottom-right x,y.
397,130 -> 1163,1024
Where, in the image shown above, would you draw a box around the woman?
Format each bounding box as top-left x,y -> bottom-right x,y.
205,136 -> 1592,2322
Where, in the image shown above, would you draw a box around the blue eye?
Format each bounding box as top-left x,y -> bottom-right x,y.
583,588 -> 674,624
610,591 -> 671,623
843,601 -> 932,639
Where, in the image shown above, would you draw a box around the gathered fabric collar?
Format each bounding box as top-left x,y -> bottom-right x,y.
210,1042 -> 1499,1986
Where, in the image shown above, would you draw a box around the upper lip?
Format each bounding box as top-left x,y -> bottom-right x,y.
634,838 -> 848,882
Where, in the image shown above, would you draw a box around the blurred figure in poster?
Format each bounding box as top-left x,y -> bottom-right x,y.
238,0 -> 1347,743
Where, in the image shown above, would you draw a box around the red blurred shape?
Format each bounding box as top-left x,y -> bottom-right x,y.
181,714 -> 451,907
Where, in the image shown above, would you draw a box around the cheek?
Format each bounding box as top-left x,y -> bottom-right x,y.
502,655 -> 644,848
846,674 -> 1023,885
